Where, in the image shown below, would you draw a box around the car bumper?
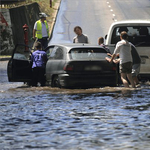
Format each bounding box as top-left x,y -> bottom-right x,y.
58,73 -> 117,88
139,73 -> 150,81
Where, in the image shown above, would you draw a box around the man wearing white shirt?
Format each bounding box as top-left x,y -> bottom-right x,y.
106,31 -> 135,88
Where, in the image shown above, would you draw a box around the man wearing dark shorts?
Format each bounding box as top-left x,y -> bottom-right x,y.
106,31 -> 135,88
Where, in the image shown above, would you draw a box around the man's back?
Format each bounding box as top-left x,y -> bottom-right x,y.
114,40 -> 132,64
31,50 -> 47,68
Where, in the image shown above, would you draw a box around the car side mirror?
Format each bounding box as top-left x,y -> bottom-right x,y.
105,35 -> 107,40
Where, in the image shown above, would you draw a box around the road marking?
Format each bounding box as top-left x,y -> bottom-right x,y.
106,1 -> 117,22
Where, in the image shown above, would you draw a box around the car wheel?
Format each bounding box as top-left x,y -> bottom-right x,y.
52,75 -> 61,88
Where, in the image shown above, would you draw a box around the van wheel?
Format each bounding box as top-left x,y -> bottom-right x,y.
52,75 -> 61,88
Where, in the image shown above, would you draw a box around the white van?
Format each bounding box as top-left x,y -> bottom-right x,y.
105,20 -> 150,80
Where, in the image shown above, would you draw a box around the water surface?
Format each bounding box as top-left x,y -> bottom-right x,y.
0,61 -> 150,150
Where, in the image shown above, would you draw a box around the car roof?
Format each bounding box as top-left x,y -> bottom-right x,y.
111,19 -> 150,26
49,43 -> 104,49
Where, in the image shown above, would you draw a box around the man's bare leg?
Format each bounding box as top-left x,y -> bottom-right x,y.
133,76 -> 139,85
127,73 -> 135,88
121,73 -> 129,87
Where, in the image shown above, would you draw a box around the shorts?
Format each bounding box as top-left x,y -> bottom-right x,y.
132,63 -> 140,77
120,62 -> 132,74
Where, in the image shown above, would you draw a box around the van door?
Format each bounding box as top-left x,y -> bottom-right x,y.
7,44 -> 32,82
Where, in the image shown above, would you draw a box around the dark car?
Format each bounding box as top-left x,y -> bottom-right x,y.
45,43 -> 118,88
7,43 -> 118,88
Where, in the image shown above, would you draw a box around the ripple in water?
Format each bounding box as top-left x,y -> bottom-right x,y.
0,83 -> 150,149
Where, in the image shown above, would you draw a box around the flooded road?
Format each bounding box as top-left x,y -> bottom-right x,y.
0,61 -> 150,150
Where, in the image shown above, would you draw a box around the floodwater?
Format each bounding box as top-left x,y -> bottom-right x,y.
0,61 -> 150,150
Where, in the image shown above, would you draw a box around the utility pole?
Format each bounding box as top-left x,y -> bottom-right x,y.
50,0 -> 52,8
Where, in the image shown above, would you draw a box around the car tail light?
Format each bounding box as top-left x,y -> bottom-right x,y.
63,64 -> 73,71
112,66 -> 117,71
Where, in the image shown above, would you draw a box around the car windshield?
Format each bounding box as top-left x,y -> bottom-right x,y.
111,26 -> 150,46
69,48 -> 108,60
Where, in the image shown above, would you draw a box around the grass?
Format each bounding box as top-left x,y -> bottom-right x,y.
1,0 -> 59,25
37,0 -> 59,28
0,55 -> 11,58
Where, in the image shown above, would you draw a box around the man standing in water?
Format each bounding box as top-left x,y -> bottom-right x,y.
106,31 -> 135,88
73,26 -> 89,43
107,43 -> 141,86
31,42 -> 48,86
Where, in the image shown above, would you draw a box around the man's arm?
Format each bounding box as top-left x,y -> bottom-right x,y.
32,22 -> 37,40
105,53 -> 116,63
110,54 -> 116,63
86,35 -> 89,44
73,37 -> 75,43
33,29 -> 36,40
113,58 -> 120,64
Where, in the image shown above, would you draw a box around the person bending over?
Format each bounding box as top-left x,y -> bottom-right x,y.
31,42 -> 48,86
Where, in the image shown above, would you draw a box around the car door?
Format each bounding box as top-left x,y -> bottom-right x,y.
46,46 -> 66,81
7,44 -> 32,82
